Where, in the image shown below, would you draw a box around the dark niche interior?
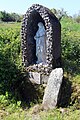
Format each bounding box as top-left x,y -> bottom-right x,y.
26,10 -> 45,65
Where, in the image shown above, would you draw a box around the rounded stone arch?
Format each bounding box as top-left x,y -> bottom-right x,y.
21,4 -> 61,75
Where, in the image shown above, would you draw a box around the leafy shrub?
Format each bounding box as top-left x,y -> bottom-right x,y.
61,17 -> 80,75
0,24 -> 23,102
0,24 -> 43,107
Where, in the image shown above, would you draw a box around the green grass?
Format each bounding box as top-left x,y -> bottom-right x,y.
0,106 -> 80,120
61,17 -> 80,32
72,75 -> 80,84
0,22 -> 21,29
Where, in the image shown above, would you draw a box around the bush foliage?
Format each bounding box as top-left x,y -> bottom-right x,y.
61,17 -> 80,75
0,11 -> 22,22
0,23 -> 22,103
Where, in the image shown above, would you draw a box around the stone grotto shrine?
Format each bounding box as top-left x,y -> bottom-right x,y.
21,4 -> 61,84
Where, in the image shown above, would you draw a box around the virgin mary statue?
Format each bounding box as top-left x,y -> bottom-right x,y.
34,22 -> 46,64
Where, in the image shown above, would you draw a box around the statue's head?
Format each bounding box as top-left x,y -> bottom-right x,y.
38,22 -> 44,28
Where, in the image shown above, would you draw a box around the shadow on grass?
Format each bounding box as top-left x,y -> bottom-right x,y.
58,76 -> 72,107
62,59 -> 80,76
57,57 -> 80,107
0,53 -> 43,109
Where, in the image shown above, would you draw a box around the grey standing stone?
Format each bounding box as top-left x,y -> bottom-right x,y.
42,68 -> 63,110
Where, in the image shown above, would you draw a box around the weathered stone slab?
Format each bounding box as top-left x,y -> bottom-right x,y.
29,72 -> 41,84
42,68 -> 63,110
41,75 -> 49,84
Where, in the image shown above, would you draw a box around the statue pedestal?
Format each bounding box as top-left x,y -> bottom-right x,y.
29,72 -> 41,84
29,72 -> 49,84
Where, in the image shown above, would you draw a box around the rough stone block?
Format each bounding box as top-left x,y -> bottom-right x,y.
42,68 -> 63,110
29,72 -> 41,84
41,75 -> 49,84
